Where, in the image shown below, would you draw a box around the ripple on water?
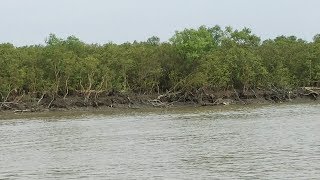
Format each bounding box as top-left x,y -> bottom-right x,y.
0,103 -> 320,179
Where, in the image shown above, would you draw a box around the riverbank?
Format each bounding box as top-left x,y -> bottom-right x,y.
0,88 -> 319,115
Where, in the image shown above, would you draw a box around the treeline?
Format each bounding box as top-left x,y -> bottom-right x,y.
1,25 -> 320,102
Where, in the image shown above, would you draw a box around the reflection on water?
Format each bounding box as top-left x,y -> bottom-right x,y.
1,104 -> 320,179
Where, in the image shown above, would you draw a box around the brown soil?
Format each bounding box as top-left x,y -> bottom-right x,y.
0,88 -> 319,113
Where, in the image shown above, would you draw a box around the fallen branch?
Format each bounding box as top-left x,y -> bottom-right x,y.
37,93 -> 46,105
14,109 -> 32,113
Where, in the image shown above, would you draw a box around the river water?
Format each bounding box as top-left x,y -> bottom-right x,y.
0,103 -> 320,179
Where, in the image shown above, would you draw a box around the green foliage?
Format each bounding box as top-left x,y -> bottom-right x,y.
0,27 -> 319,100
169,25 -> 223,70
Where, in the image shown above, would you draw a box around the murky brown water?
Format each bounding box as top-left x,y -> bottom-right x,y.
1,104 -> 320,179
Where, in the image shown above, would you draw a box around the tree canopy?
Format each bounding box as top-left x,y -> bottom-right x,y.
1,25 -> 319,102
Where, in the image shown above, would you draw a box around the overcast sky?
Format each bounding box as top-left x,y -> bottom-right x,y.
1,0 -> 320,46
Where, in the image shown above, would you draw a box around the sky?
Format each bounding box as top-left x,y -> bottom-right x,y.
1,0 -> 320,46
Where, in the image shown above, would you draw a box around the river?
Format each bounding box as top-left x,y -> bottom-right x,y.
1,103 -> 320,179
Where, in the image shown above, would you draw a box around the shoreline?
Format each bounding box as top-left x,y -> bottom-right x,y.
1,89 -> 319,120
0,99 -> 319,121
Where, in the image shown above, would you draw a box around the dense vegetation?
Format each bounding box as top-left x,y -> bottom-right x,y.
1,25 -> 320,103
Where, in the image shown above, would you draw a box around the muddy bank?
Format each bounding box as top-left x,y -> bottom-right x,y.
0,88 -> 319,113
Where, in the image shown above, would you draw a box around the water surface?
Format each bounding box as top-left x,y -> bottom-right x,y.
1,104 -> 320,179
